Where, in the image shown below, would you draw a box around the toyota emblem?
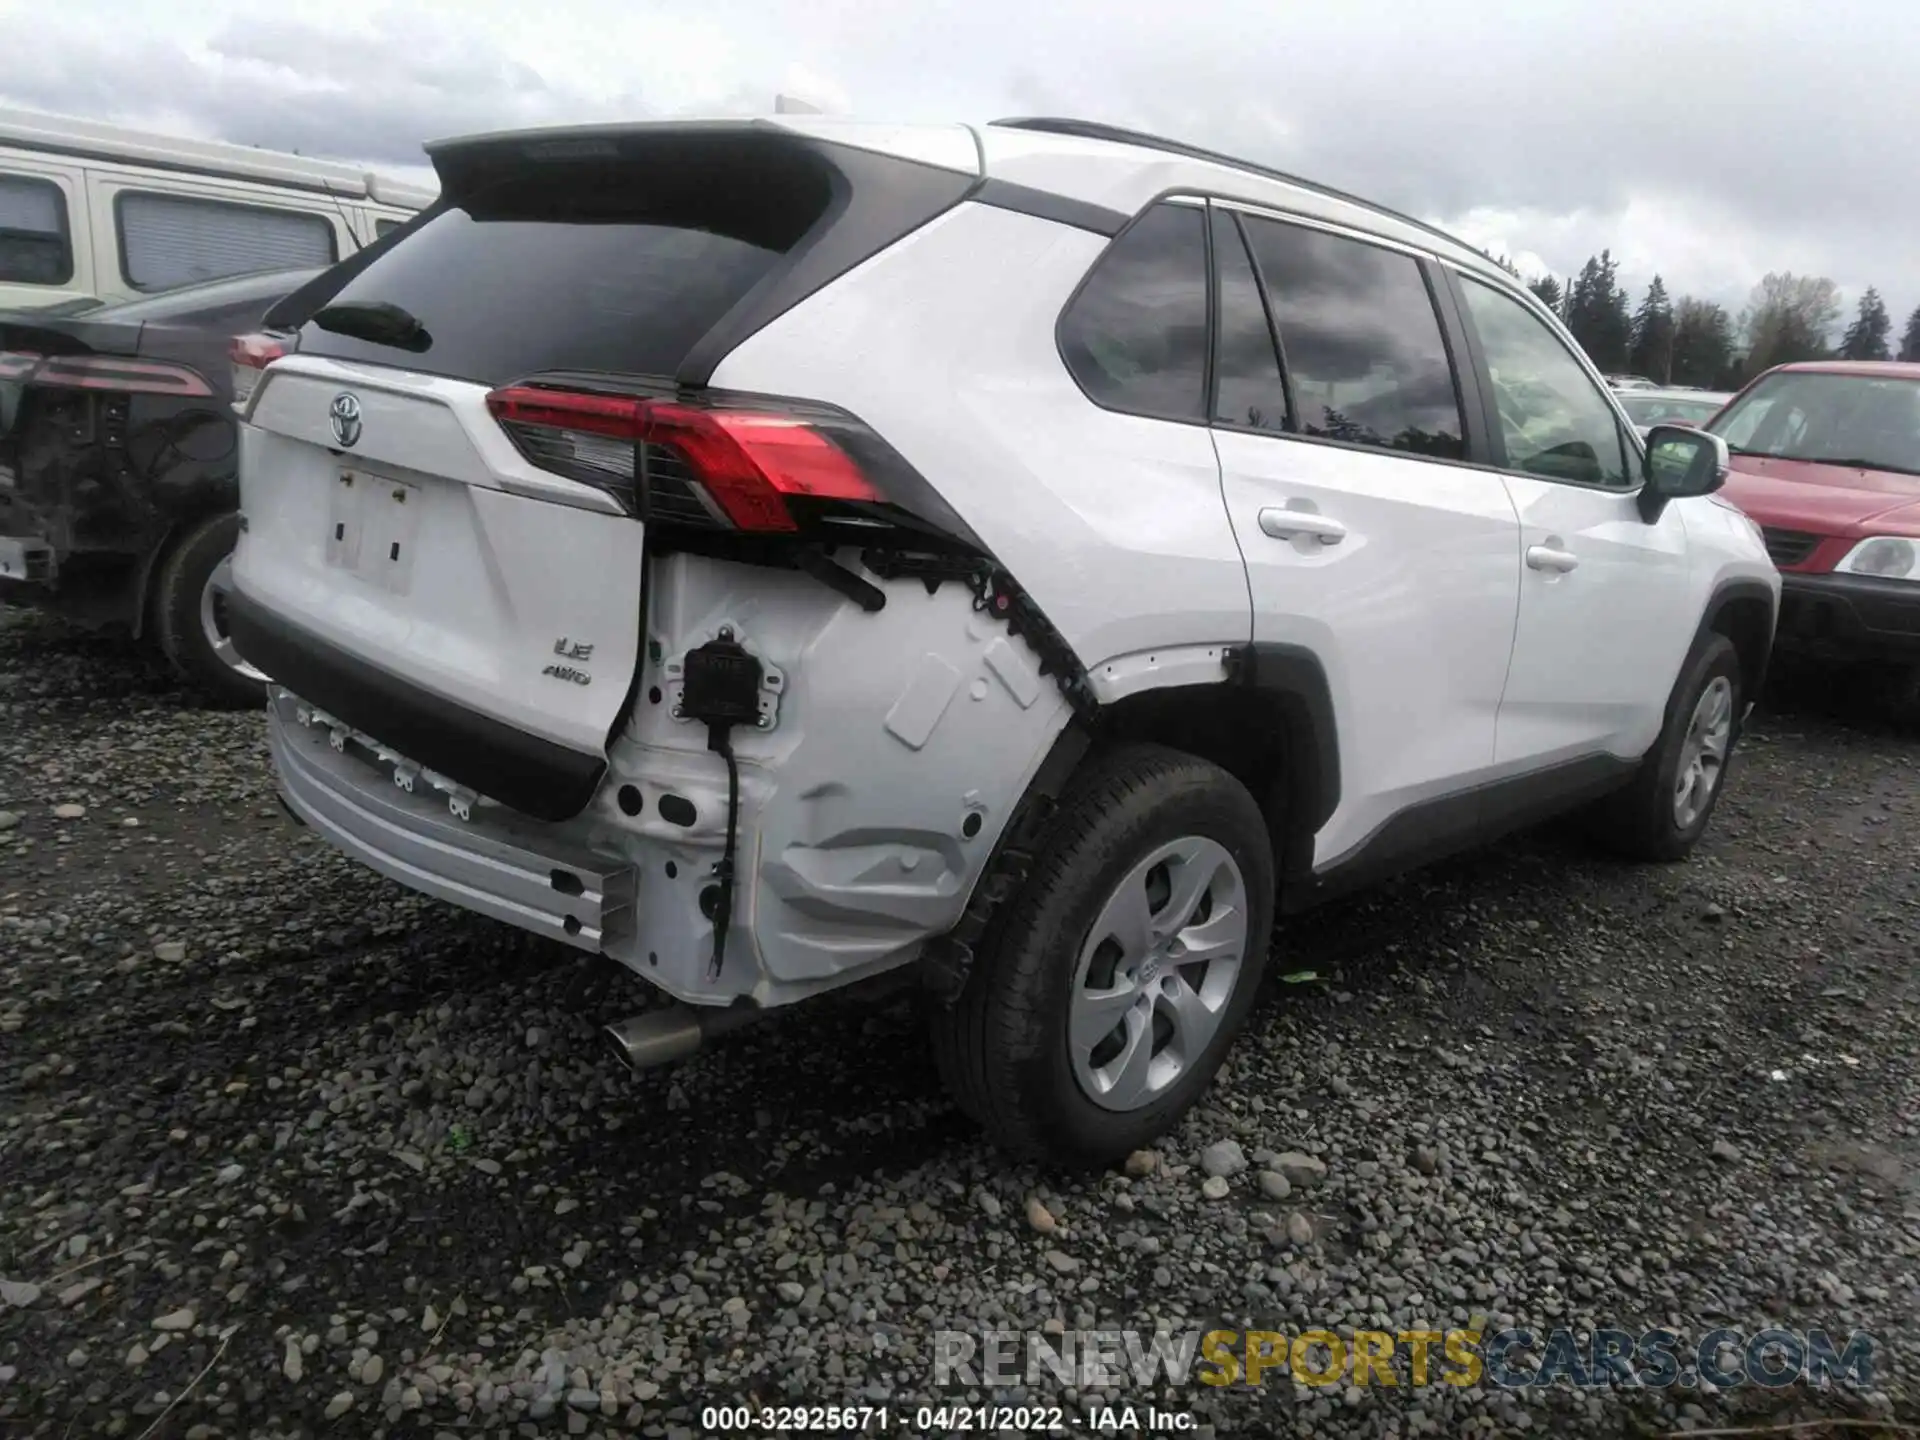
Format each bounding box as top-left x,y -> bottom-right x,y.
328,392 -> 363,448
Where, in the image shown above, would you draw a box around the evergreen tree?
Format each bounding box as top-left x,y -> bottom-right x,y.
1670,298 -> 1735,390
1526,275 -> 1564,313
1628,276 -> 1675,383
1902,304 -> 1920,362
1838,287 -> 1893,361
1565,252 -> 1633,373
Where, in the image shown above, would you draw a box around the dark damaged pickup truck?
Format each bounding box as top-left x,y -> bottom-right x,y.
0,267 -> 316,706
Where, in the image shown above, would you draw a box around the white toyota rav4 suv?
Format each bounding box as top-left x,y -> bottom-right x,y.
229,116 -> 1778,1165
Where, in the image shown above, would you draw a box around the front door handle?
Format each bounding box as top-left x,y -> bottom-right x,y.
1258,507 -> 1347,545
1526,544 -> 1579,573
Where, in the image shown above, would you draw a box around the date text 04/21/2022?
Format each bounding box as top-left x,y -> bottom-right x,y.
698,1405 -> 1195,1432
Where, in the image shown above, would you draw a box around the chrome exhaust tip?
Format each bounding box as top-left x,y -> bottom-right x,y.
605,1001 -> 764,1072
605,1008 -> 706,1071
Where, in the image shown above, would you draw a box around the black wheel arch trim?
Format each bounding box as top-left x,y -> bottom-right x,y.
1699,576 -> 1779,701
225,590 -> 606,823
1222,641 -> 1341,876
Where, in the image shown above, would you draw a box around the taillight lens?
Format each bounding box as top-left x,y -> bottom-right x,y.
229,332 -> 287,408
0,351 -> 214,397
485,385 -> 882,533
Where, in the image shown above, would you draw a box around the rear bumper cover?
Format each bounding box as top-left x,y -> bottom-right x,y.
229,589 -> 607,821
266,688 -> 635,952
1776,571 -> 1920,662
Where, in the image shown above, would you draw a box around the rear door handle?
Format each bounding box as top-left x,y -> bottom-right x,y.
1258,507 -> 1347,545
1526,544 -> 1579,573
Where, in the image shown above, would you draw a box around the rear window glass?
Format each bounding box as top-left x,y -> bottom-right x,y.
0,174 -> 73,285
293,161 -> 827,386
118,192 -> 336,292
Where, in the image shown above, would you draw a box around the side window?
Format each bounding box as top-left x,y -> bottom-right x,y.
1239,216 -> 1465,460
1458,276 -> 1632,487
1210,208 -> 1288,431
117,191 -> 337,292
0,174 -> 73,285
376,218 -> 403,239
1059,202 -> 1209,421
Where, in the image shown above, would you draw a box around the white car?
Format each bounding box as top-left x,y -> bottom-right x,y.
1617,386 -> 1734,438
227,116 -> 1779,1165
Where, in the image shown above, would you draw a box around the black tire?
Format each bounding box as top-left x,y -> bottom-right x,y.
1873,664 -> 1920,731
151,512 -> 266,711
930,743 -> 1276,1167
1589,632 -> 1743,862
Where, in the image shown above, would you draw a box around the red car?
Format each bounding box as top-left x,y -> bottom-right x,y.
1707,360 -> 1920,721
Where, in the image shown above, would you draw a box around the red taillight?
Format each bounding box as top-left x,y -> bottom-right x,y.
229,332 -> 287,408
485,385 -> 881,533
2,352 -> 214,397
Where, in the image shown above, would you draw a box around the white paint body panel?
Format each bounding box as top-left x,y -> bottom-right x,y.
587,556 -> 1072,1007
710,202 -> 1253,672
234,358 -> 644,759
1213,431 -> 1522,865
1494,477 -> 1692,765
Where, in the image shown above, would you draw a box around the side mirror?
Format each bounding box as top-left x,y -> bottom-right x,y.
1639,423 -> 1729,522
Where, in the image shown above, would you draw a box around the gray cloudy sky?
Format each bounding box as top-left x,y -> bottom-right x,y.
3,0 -> 1911,334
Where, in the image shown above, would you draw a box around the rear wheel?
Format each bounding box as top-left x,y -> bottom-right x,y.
1589,632 -> 1743,861
930,744 -> 1275,1166
152,512 -> 267,711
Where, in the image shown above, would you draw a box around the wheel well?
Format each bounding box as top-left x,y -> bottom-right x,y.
1097,682 -> 1324,879
1710,593 -> 1774,702
132,505 -> 233,638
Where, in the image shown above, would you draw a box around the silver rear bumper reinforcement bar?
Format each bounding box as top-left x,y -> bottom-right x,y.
266,689 -> 635,952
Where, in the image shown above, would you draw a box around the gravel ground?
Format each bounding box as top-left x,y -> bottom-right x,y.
1,607 -> 1917,1439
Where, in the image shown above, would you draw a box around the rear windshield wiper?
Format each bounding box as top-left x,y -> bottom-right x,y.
310,300 -> 432,354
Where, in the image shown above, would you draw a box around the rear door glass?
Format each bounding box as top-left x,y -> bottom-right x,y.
1240,215 -> 1466,460
1210,208 -> 1288,431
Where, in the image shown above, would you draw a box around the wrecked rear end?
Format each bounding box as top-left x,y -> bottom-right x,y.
0,311 -> 222,606
0,274 -> 297,621
232,121 -> 1078,1017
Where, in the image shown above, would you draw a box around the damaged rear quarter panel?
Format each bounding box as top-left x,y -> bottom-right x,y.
596,551 -> 1073,1008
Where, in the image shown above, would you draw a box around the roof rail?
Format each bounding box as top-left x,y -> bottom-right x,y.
987,116 -> 1480,259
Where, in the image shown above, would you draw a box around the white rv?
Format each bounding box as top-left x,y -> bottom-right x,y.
0,107 -> 435,312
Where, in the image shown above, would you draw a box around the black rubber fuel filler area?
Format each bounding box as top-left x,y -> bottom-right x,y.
678,629 -> 763,981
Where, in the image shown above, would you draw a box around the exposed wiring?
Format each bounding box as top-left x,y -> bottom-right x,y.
706,724 -> 743,982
